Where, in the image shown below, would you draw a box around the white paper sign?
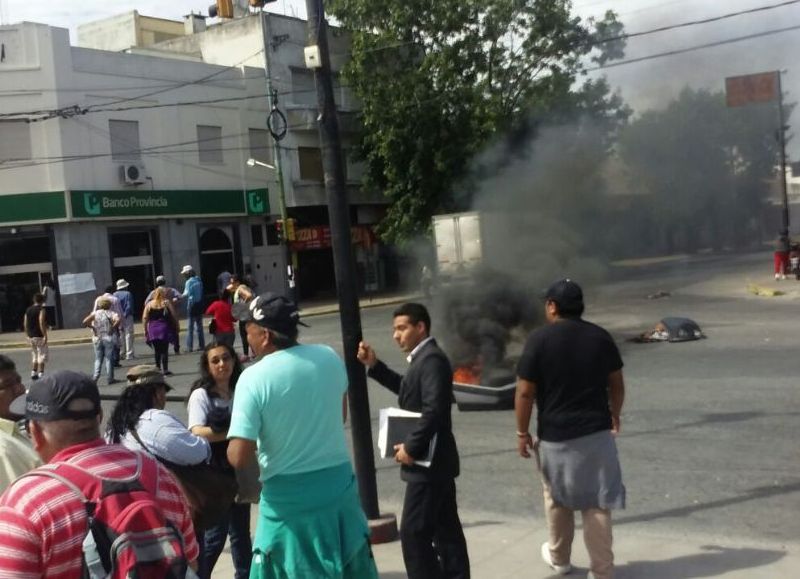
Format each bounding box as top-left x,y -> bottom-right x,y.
58,273 -> 96,296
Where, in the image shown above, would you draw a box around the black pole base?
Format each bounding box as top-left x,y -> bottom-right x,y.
368,513 -> 399,544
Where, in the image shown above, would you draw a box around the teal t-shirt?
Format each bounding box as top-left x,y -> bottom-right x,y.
228,344 -> 351,480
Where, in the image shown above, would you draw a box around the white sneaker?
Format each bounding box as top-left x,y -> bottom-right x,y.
776,273 -> 781,280
541,542 -> 572,575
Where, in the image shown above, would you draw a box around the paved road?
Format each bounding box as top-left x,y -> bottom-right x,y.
3,251 -> 799,549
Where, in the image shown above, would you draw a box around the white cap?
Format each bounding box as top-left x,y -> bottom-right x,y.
115,279 -> 129,290
180,265 -> 193,275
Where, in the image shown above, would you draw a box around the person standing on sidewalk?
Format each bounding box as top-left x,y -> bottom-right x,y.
41,280 -> 57,329
358,302 -> 470,579
23,293 -> 48,381
227,293 -> 378,578
114,278 -> 136,360
227,274 -> 254,361
82,298 -> 121,385
515,278 -> 626,579
181,265 -> 205,352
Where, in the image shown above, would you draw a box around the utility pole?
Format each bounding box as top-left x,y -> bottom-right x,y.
302,0 -> 397,542
260,11 -> 297,302
777,70 -> 790,240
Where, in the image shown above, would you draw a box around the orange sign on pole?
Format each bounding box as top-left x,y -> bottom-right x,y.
725,71 -> 779,107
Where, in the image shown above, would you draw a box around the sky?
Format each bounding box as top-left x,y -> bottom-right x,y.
3,0 -> 799,149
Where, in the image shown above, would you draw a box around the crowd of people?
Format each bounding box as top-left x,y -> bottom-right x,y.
2,275 -> 627,579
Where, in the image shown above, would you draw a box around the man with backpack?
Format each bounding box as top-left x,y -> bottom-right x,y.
0,370 -> 199,578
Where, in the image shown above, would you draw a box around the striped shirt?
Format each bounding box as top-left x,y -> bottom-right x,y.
0,439 -> 198,578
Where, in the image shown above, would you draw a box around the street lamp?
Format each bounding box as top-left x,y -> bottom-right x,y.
246,158 -> 276,170
246,157 -> 296,301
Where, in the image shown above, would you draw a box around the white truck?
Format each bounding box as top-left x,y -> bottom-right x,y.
432,211 -> 487,281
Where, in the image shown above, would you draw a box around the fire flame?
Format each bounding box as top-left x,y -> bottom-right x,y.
453,365 -> 482,385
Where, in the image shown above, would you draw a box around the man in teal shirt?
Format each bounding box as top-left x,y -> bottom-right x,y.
227,293 -> 377,579
180,265 -> 205,352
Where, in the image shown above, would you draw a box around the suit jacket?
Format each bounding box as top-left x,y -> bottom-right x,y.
368,338 -> 460,482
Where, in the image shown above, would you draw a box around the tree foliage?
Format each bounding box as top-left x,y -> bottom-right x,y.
329,0 -> 628,243
618,87 -> 792,251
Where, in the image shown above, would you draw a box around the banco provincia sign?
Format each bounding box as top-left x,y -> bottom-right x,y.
69,189 -> 268,219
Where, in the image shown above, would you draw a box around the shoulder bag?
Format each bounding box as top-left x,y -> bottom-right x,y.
130,429 -> 238,532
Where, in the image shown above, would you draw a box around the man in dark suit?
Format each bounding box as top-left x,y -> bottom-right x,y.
358,302 -> 470,579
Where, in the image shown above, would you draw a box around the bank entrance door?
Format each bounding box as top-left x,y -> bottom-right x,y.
0,265 -> 53,332
199,226 -> 237,302
109,230 -> 158,320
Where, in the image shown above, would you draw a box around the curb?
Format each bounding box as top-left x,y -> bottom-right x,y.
0,294 -> 419,350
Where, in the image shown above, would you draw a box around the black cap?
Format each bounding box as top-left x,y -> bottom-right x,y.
543,278 -> 584,310
9,370 -> 101,422
232,292 -> 309,334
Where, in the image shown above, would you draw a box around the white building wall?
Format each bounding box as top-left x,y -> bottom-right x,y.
0,22 -> 274,204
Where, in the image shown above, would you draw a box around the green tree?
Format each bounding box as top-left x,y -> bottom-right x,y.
329,0 -> 627,243
618,87 -> 791,252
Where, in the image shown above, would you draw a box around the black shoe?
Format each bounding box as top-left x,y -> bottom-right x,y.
31,373 -> 39,381
163,371 -> 174,377
107,379 -> 120,385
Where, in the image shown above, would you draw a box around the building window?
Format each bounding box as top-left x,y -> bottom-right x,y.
291,69 -> 316,106
109,120 -> 141,160
197,125 -> 223,164
251,224 -> 264,247
248,129 -> 271,164
298,147 -> 324,182
0,121 -> 32,162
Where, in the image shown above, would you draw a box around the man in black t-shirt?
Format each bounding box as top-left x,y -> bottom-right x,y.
23,293 -> 48,381
515,279 -> 625,579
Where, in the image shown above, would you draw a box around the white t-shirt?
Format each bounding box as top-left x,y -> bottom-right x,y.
187,387 -> 232,430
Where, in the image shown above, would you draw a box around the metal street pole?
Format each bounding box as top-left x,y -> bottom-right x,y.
777,70 -> 790,239
260,11 -> 297,302
302,0 -> 396,541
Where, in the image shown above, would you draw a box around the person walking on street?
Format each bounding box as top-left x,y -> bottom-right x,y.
227,274 -> 254,361
23,293 -> 48,381
227,293 -> 378,578
114,278 -> 136,360
515,279 -> 626,579
0,370 -> 200,577
94,285 -> 125,368
181,265 -> 205,352
188,343 -> 252,579
0,355 -> 41,493
357,302 -> 470,579
146,275 -> 182,354
143,288 -> 178,376
205,291 -> 236,349
82,298 -> 121,385
41,280 -> 57,329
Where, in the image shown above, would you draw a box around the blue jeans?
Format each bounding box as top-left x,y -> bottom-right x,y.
186,314 -> 205,352
198,502 -> 252,579
92,337 -> 115,382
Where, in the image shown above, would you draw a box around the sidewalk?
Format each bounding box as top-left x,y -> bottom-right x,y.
0,292 -> 418,350
210,505 -> 800,578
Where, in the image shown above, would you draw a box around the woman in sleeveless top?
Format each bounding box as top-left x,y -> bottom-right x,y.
143,287 -> 178,376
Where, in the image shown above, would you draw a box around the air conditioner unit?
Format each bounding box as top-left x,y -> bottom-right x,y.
120,164 -> 147,185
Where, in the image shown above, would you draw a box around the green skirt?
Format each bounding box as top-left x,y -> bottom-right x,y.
249,462 -> 378,579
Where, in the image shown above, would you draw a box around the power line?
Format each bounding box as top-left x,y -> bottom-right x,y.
587,21 -> 800,71
594,0 -> 800,46
80,47 -> 266,113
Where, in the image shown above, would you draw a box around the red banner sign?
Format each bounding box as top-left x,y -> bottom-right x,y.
725,71 -> 779,108
290,225 -> 375,251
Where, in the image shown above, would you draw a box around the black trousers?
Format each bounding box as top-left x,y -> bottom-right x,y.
238,321 -> 249,357
400,478 -> 470,579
